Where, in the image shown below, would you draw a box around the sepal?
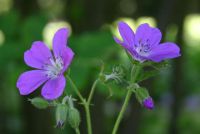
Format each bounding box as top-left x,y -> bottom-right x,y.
134,87 -> 154,110
28,97 -> 49,109
68,108 -> 81,129
55,104 -> 68,128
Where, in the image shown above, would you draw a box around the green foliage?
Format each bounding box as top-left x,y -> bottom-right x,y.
67,31 -> 119,96
0,10 -> 20,37
20,15 -> 47,45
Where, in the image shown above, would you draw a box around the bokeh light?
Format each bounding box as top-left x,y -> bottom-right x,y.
111,16 -> 156,39
111,17 -> 136,39
136,16 -> 157,27
0,30 -> 5,46
184,14 -> 200,48
43,21 -> 72,49
0,0 -> 13,14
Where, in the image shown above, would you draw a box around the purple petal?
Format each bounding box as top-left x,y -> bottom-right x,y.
114,36 -> 145,61
135,23 -> 162,47
61,47 -> 74,72
118,21 -> 135,46
16,70 -> 48,95
148,42 -> 181,62
114,37 -> 123,44
41,75 -> 66,100
114,36 -> 129,49
53,28 -> 69,58
24,41 -> 52,69
52,28 -> 74,71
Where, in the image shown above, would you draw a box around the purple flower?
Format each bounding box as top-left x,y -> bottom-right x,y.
143,97 -> 154,110
114,22 -> 181,62
16,28 -> 74,100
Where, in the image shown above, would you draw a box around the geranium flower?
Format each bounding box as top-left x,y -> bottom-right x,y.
16,28 -> 74,100
114,21 -> 181,62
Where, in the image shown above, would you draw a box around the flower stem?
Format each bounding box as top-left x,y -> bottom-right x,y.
67,75 -> 99,134
66,75 -> 85,102
112,89 -> 132,134
112,64 -> 141,134
85,78 -> 99,134
84,104 -> 92,134
87,79 -> 99,104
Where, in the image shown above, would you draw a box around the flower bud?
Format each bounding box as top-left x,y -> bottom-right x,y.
56,104 -> 68,128
28,97 -> 49,109
135,87 -> 154,110
68,108 -> 81,129
143,97 -> 154,110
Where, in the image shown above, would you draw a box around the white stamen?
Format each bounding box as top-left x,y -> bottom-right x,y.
136,39 -> 151,57
44,57 -> 64,79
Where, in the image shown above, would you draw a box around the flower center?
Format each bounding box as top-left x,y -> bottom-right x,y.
44,57 -> 64,79
136,39 -> 151,56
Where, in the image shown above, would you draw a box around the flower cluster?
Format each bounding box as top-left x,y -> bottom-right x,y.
16,21 -> 181,133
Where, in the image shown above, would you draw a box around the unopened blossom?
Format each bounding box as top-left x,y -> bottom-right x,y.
143,97 -> 154,110
114,22 -> 181,62
16,28 -> 74,100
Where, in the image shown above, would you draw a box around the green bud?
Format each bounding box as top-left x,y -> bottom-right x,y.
135,87 -> 149,104
68,108 -> 81,129
56,104 -> 68,128
29,97 -> 49,109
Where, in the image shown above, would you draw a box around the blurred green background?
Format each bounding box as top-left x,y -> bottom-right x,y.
0,0 -> 200,134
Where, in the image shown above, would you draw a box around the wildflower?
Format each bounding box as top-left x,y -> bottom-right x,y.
114,22 -> 181,62
143,97 -> 154,110
16,28 -> 74,100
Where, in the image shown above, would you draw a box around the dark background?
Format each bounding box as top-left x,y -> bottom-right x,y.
0,0 -> 200,134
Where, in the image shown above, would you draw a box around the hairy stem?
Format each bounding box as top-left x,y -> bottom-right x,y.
66,75 -> 85,102
112,89 -> 133,134
84,104 -> 92,134
67,75 -> 100,134
86,78 -> 99,134
112,64 -> 141,134
87,79 -> 99,104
